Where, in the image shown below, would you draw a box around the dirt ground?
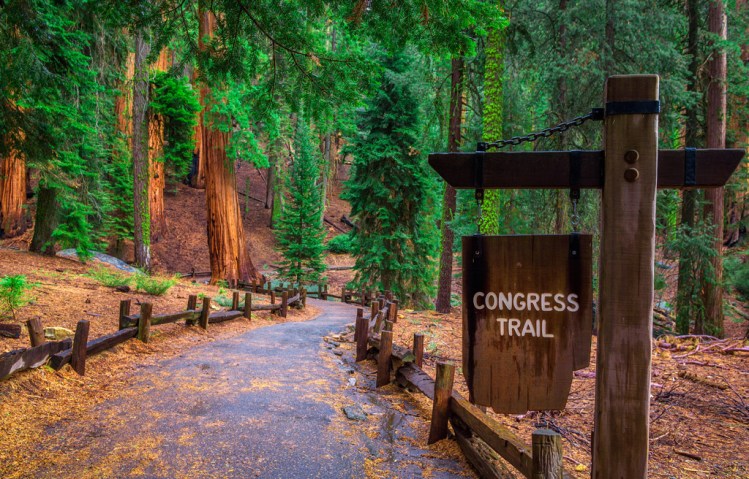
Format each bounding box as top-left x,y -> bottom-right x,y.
386,305 -> 749,479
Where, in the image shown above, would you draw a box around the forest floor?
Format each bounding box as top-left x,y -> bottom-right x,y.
382,305 -> 749,479
1,162 -> 748,478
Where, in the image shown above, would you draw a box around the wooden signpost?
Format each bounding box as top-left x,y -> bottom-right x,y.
463,234 -> 593,414
429,75 -> 744,478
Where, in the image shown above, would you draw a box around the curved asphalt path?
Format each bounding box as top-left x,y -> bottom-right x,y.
26,300 -> 474,479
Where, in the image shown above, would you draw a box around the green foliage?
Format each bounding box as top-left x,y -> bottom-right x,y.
134,274 -> 177,296
725,253 -> 749,300
342,51 -> 439,308
0,275 -> 36,322
150,71 -> 201,181
87,267 -> 133,289
669,220 -> 718,334
326,232 -> 354,254
275,117 -> 327,285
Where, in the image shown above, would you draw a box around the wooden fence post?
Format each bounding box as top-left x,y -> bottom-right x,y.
186,295 -> 198,325
389,299 -> 398,323
118,299 -> 131,330
356,309 -> 369,362
301,287 -> 307,307
428,361 -> 455,444
244,293 -> 252,320
270,289 -> 276,305
593,75 -> 659,479
138,303 -> 152,343
281,291 -> 289,318
370,301 -> 378,323
376,330 -> 393,387
341,287 -> 347,303
322,284 -> 328,301
199,297 -> 211,329
26,318 -> 45,347
232,291 -> 240,311
413,333 -> 424,368
70,320 -> 90,376
531,429 -> 563,479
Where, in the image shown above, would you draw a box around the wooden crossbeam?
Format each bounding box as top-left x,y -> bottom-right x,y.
428,149 -> 743,189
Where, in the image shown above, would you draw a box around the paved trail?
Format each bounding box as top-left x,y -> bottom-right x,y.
27,300 -> 474,479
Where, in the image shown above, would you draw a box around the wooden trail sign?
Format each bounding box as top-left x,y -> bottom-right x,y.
463,235 -> 593,414
428,75 -> 744,479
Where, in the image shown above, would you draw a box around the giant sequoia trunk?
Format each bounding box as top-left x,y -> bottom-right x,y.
149,48 -> 171,242
0,146 -> 27,238
199,7 -> 257,285
435,57 -> 463,313
700,0 -> 727,336
132,30 -> 152,270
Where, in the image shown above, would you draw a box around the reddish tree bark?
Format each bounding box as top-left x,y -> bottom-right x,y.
199,6 -> 257,285
700,0 -> 727,336
0,144 -> 27,238
435,57 -> 463,313
191,67 -> 206,189
149,48 -> 171,242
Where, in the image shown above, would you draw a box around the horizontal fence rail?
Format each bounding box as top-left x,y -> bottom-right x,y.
1,287 -> 306,381
353,295 -> 568,479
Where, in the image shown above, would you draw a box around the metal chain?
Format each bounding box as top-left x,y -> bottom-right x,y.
482,108 -> 603,150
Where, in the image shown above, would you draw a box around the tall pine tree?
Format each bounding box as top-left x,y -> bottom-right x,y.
343,51 -> 438,307
276,117 -> 327,285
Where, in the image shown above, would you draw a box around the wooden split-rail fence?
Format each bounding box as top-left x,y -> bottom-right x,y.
0,290 -> 304,381
238,277 -> 383,307
354,294 -> 567,479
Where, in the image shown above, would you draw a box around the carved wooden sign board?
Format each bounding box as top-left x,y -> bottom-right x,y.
463,234 -> 593,414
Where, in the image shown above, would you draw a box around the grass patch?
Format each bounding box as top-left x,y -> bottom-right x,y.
134,274 -> 177,296
87,267 -> 133,288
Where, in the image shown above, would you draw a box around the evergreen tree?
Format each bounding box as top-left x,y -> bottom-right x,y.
276,117 -> 327,285
343,52 -> 439,307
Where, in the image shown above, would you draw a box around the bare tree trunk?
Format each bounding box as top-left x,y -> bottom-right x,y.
29,185 -> 59,254
149,48 -> 171,242
676,0 -> 702,334
700,0 -> 727,336
725,0 -> 748,246
132,30 -> 152,270
435,57 -> 463,313
190,68 -> 206,189
0,144 -> 27,238
199,6 -> 257,285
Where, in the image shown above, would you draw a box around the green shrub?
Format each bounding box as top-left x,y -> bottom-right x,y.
87,267 -> 133,288
134,274 -> 177,296
326,232 -> 353,254
726,254 -> 749,300
0,275 -> 36,321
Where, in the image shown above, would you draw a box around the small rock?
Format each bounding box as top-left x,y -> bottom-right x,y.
348,377 -> 357,387
115,285 -> 131,293
343,405 -> 367,421
85,298 -> 92,304
44,327 -> 74,340
333,350 -> 343,356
